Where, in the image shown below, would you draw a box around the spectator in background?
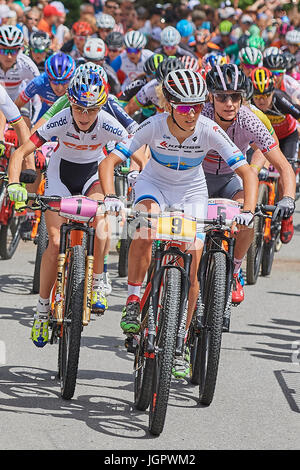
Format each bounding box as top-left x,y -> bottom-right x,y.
139,7 -> 163,36
0,4 -> 16,25
79,2 -> 95,20
22,6 -> 41,43
37,3 -> 63,41
51,1 -> 71,50
103,0 -> 118,16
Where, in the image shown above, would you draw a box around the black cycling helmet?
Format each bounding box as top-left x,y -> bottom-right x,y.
29,31 -> 51,52
263,53 -> 287,70
155,56 -> 184,83
105,31 -> 124,49
143,53 -> 166,77
283,51 -> 297,72
206,64 -> 247,93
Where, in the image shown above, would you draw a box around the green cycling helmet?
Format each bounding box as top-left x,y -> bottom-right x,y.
247,35 -> 265,51
239,46 -> 262,66
219,20 -> 233,36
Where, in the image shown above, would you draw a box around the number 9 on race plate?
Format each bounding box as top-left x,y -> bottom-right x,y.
156,212 -> 197,242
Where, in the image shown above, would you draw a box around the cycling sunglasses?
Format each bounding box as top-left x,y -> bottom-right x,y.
253,92 -> 272,99
31,48 -> 48,54
171,103 -> 202,115
50,79 -> 70,85
242,63 -> 258,69
0,48 -> 20,56
213,93 -> 242,103
108,47 -> 123,52
126,47 -> 141,54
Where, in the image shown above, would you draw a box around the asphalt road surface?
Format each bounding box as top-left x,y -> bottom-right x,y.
0,205 -> 299,451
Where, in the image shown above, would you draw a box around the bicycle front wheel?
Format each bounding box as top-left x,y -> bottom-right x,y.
0,207 -> 23,260
246,184 -> 268,285
149,268 -> 181,436
198,251 -> 226,406
59,244 -> 85,400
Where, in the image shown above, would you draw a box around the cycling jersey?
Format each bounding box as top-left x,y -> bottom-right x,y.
30,107 -> 128,197
154,45 -> 196,59
113,112 -> 246,181
135,78 -> 160,109
249,104 -> 275,136
42,93 -> 139,134
0,52 -> 40,101
18,72 -> 60,122
0,84 -> 22,125
201,103 -> 277,175
117,76 -> 148,104
113,113 -> 246,232
260,89 -> 300,140
110,49 -> 153,90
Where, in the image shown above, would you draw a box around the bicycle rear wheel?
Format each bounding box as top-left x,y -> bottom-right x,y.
246,184 -> 268,285
32,212 -> 48,293
59,244 -> 85,400
198,251 -> 226,406
148,268 -> 181,436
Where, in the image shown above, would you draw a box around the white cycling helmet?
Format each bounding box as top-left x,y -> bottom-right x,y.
239,46 -> 262,66
263,46 -> 281,58
0,25 -> 23,48
75,61 -> 108,84
96,13 -> 115,30
84,38 -> 106,61
160,26 -> 181,47
124,30 -> 147,49
68,62 -> 108,107
286,29 -> 300,45
162,69 -> 208,104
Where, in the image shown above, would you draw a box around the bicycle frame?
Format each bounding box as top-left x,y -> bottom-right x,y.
260,172 -> 278,243
145,241 -> 192,357
54,220 -> 95,328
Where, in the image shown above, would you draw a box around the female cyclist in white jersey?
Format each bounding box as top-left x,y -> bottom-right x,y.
99,68 -> 258,378
7,63 -> 128,348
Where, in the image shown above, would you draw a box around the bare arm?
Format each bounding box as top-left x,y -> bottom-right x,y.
98,153 -> 123,196
235,164 -> 259,213
264,146 -> 296,198
13,118 -> 31,146
8,139 -> 37,184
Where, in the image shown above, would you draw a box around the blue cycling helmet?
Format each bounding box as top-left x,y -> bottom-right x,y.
176,19 -> 194,38
45,52 -> 76,82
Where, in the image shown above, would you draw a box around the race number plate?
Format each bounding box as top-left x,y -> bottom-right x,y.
207,198 -> 240,220
156,212 -> 197,242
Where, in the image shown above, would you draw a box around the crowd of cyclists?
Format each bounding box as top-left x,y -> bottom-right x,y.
0,0 -> 299,379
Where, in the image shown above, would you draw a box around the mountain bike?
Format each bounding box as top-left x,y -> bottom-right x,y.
125,203 -> 243,435
246,167 -> 279,284
189,200 -> 277,407
26,193 -> 104,400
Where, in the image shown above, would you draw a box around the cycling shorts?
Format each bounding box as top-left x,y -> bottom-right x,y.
134,173 -> 208,241
205,172 -> 243,199
45,157 -> 99,197
279,130 -> 299,164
